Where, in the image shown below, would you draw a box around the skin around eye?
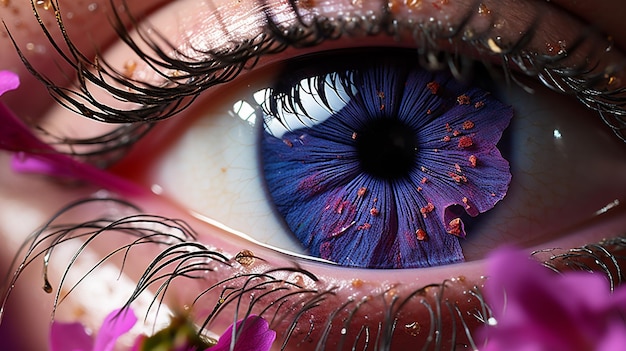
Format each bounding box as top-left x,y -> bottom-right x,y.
1,0 -> 626,350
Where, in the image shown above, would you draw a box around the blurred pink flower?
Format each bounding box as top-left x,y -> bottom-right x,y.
0,70 -> 141,194
51,307 -> 275,351
50,308 -> 137,351
210,315 -> 276,351
480,247 -> 626,351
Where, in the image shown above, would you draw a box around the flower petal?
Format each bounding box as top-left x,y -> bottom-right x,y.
93,308 -> 137,351
211,315 -> 276,351
481,247 -> 626,351
262,59 -> 512,268
50,321 -> 94,351
0,70 -> 20,95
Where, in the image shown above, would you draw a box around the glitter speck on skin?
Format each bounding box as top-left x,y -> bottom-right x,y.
235,249 -> 256,266
405,321 -> 421,336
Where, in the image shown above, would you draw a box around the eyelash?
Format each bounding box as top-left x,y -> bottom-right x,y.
9,0 -> 626,168
3,196 -> 625,349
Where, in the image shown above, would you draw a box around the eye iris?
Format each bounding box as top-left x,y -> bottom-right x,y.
259,53 -> 513,269
355,118 -> 417,179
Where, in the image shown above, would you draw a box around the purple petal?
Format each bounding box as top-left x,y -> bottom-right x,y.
480,247 -> 626,350
210,315 -> 276,351
50,321 -> 94,351
262,61 -> 512,268
93,308 -> 137,351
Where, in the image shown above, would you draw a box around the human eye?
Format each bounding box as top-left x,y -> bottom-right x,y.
1,0 -> 626,350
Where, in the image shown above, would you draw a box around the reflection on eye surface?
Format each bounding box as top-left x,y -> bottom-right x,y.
1,0 -> 626,350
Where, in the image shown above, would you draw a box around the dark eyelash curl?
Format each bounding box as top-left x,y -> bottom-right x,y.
9,0 -> 626,163
0,196 -> 493,350
3,196 -> 625,350
532,236 -> 626,292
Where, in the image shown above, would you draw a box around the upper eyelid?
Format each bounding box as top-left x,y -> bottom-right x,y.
11,1 -> 626,139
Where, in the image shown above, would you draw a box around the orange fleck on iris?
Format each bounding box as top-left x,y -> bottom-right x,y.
416,229 -> 428,241
445,123 -> 453,132
352,132 -> 358,140
283,139 -> 293,147
458,136 -> 473,148
462,197 -> 471,209
417,186 -> 423,192
474,101 -> 485,109
421,177 -> 428,184
357,187 -> 367,197
463,120 -> 475,130
469,155 -> 478,167
453,130 -> 461,137
427,109 -> 433,114
449,172 -> 468,183
357,223 -> 372,230
447,218 -> 462,236
420,202 -> 435,217
443,135 -> 451,142
370,208 -> 380,216
455,163 -> 462,173
378,91 -> 385,99
457,94 -> 471,105
427,81 -> 440,94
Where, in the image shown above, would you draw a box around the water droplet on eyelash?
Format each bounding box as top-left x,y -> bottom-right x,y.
35,0 -> 52,10
87,3 -> 98,12
340,327 -> 347,335
405,321 -> 421,337
487,317 -> 498,326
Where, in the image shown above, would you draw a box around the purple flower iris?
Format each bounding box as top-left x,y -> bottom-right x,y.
261,60 -> 512,268
479,247 -> 626,351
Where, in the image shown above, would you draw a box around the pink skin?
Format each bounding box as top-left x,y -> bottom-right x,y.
1,0 -> 626,350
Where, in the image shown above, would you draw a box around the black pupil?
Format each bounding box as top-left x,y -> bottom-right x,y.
355,118 -> 417,179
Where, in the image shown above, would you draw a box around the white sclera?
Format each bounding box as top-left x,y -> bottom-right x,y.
148,63 -> 626,260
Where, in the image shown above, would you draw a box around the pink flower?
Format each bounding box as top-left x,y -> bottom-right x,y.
479,247 -> 626,351
210,315 -> 276,351
0,70 -> 20,95
132,314 -> 276,351
0,70 -> 141,195
51,307 -> 276,351
50,308 -> 137,351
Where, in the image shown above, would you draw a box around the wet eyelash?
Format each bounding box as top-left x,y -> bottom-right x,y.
0,196 -> 493,350
3,195 -> 625,349
532,236 -> 626,291
9,0 -> 626,166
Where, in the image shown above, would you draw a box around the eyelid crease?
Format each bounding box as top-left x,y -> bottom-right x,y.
8,0 -> 626,162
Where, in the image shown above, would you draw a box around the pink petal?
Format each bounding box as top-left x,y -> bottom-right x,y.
480,247 -> 626,351
93,308 -> 137,351
211,315 -> 276,351
0,70 -> 20,95
49,321 -> 94,351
